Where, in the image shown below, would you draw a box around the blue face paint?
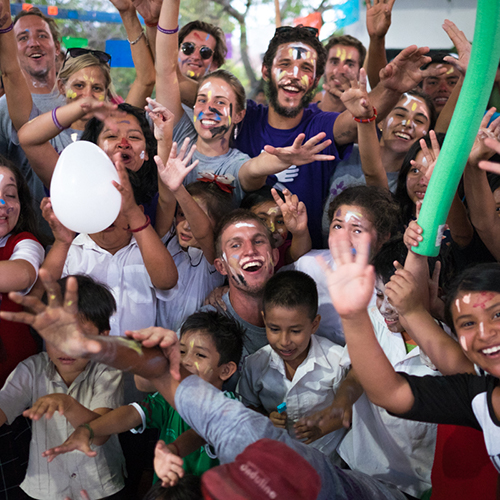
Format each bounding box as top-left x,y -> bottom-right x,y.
208,107 -> 222,121
197,111 -> 205,121
205,34 -> 210,40
0,199 -> 5,205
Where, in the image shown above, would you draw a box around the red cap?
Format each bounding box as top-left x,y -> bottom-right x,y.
201,439 -> 321,500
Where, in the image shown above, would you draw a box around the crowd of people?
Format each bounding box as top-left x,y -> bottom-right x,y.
0,0 -> 500,498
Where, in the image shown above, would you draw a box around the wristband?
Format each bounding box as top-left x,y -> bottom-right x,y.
145,21 -> 158,28
79,423 -> 94,445
353,106 -> 377,123
157,24 -> 179,35
52,107 -> 69,131
129,31 -> 145,46
0,23 -> 13,34
171,441 -> 181,456
127,214 -> 151,233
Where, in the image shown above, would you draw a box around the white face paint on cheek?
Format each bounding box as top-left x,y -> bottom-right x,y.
459,335 -> 468,352
479,322 -> 485,336
140,151 -> 145,160
235,223 -> 256,228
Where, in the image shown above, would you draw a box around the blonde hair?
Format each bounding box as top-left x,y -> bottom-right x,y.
58,54 -> 112,96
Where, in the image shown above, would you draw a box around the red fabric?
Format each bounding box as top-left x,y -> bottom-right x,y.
274,238 -> 292,272
430,424 -> 497,500
0,232 -> 40,386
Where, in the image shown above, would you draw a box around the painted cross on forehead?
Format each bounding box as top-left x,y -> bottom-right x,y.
274,42 -> 317,89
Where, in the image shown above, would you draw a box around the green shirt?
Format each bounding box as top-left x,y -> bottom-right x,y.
134,390 -> 237,481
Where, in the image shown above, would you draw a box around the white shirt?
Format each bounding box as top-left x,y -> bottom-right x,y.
283,250 -> 376,346
156,232 -> 224,331
63,233 -> 157,336
338,306 -> 440,497
237,334 -> 347,455
0,352 -> 125,500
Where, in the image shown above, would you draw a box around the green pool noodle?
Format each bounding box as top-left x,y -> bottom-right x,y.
414,0 -> 500,257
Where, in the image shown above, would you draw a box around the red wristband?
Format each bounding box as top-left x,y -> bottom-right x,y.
353,106 -> 377,123
127,215 -> 151,233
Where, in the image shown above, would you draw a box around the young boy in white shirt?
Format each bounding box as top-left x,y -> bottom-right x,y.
0,275 -> 125,500
236,270 -> 347,456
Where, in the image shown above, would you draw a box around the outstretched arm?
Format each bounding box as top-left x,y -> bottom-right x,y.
322,230 -> 414,414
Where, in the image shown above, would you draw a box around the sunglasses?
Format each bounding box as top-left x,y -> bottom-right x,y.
61,48 -> 112,71
275,25 -> 319,38
181,42 -> 214,60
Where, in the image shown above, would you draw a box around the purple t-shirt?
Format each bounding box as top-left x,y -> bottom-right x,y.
235,100 -> 352,248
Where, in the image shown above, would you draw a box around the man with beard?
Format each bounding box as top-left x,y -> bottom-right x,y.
234,26 -> 435,248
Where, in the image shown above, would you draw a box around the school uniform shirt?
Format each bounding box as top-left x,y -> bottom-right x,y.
282,250 -> 376,346
237,334 -> 347,456
63,233 -> 158,337
156,232 -> 224,332
0,352 -> 125,500
338,306 -> 440,498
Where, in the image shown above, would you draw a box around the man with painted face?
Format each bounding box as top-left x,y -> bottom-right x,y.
235,26 -> 436,248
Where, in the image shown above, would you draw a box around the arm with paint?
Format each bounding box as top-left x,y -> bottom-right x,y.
155,0 -> 184,125
270,188 -> 311,264
17,98 -> 118,188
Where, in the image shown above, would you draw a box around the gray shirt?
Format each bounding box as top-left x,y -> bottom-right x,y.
176,375 -> 407,500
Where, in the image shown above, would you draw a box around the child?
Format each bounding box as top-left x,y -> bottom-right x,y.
42,311 -> 245,487
0,275 -> 125,500
236,270 -> 347,456
240,185 -> 311,271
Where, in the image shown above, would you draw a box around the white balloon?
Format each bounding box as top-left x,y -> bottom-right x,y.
50,141 -> 121,234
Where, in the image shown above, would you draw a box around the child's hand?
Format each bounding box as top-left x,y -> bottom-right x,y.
145,97 -> 175,144
319,231 -> 375,319
23,393 -> 71,421
269,410 -> 287,429
125,327 -> 181,381
155,138 -> 199,193
203,285 -> 229,311
271,188 -> 308,235
263,132 -> 335,166
294,421 -> 322,444
468,108 -> 500,167
111,157 -> 141,222
42,425 -> 96,463
410,130 -> 440,183
404,220 -> 423,249
428,260 -> 445,321
41,198 -> 75,244
385,264 -> 424,318
154,440 -> 185,488
479,137 -> 500,175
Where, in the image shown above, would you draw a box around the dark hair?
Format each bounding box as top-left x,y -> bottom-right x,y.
0,157 -> 41,240
324,34 -> 367,68
81,103 -> 158,205
394,132 -> 446,226
197,69 -> 246,115
240,185 -> 285,210
180,311 -> 245,366
263,270 -> 318,320
42,275 -> 116,333
443,263 -> 500,335
14,7 -> 61,46
421,51 -> 456,71
178,21 -> 227,70
263,27 -> 327,88
186,181 -> 235,224
214,208 -> 274,258
142,475 -> 202,500
327,185 -> 400,242
371,236 -> 408,284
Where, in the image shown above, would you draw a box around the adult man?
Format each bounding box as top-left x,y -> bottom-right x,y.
235,26 -> 434,248
177,21 -> 227,80
314,35 -> 366,113
0,7 -> 64,239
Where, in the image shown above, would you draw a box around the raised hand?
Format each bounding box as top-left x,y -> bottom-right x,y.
79,98 -> 119,122
366,0 -> 395,39
145,97 -> 175,144
154,440 -> 185,487
410,130 -> 440,182
469,108 -> 500,167
271,188 -> 307,234
42,425 -> 96,463
442,19 -> 471,75
23,393 -> 72,421
333,68 -> 374,120
319,231 -> 374,318
155,138 -> 199,193
41,198 -> 75,245
108,0 -> 134,13
131,0 -> 162,25
385,264 -> 424,318
264,132 -> 336,166
0,270 -> 102,358
479,137 -> 500,175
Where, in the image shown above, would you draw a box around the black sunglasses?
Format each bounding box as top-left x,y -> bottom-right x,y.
62,48 -> 112,71
274,25 -> 319,38
181,42 -> 214,60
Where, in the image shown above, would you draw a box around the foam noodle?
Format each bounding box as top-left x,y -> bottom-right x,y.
414,0 -> 500,256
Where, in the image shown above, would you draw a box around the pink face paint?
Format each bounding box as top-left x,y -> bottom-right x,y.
119,138 -> 129,147
473,292 -> 495,309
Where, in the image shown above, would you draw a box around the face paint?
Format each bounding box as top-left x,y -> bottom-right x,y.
119,138 -> 129,147
344,211 -> 363,223
479,322 -> 486,336
473,292 -> 495,309
459,335 -> 468,351
463,294 -> 471,304
455,298 -> 462,313
446,66 -> 454,75
66,89 -> 77,100
140,151 -> 145,160
235,223 -> 256,228
411,101 -> 418,112
273,42 -> 317,85
98,94 -> 105,102
267,207 -> 280,215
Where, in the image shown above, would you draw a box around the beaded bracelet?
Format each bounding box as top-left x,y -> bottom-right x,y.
0,23 -> 13,34
129,30 -> 145,46
52,107 -> 69,131
353,106 -> 377,123
127,215 -> 151,233
79,423 -> 95,445
157,24 -> 179,35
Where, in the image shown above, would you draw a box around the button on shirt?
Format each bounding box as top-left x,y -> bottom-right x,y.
0,353 -> 125,499
63,234 -> 157,337
237,335 -> 347,455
